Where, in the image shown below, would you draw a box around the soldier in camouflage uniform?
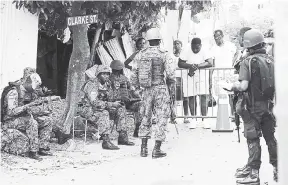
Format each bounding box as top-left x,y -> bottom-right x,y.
79,65 -> 134,150
109,60 -> 143,137
1,73 -> 56,160
131,27 -> 176,159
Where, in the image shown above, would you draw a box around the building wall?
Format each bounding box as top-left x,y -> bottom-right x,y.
0,1 -> 39,93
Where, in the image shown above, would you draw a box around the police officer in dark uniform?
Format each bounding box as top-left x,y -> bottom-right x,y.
222,29 -> 277,184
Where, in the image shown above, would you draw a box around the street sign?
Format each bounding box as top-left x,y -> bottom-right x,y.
67,14 -> 98,26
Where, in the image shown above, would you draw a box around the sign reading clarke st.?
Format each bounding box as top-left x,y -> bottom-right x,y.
67,14 -> 98,26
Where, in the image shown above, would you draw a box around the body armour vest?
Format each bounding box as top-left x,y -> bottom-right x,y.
138,47 -> 166,88
109,74 -> 129,101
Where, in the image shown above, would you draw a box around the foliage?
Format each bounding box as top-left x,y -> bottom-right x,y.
13,0 -> 210,41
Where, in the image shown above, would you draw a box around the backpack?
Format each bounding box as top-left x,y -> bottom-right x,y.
1,82 -> 20,122
247,53 -> 275,100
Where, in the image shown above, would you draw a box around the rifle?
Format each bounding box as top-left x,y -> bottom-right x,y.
167,81 -> 179,135
233,88 -> 241,143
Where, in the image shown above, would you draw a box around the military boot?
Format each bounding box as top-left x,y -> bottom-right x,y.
38,148 -> 53,156
28,151 -> 43,161
273,166 -> 278,182
118,131 -> 135,146
133,124 -> 140,138
235,165 -> 251,178
140,138 -> 148,157
55,130 -> 72,145
152,140 -> 167,159
102,134 -> 119,150
236,169 -> 260,185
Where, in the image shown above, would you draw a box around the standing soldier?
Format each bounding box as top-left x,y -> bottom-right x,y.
79,65 -> 134,150
109,60 -> 143,137
222,29 -> 277,184
1,73 -> 55,160
131,27 -> 176,159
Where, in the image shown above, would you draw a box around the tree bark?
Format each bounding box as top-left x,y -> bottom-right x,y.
88,26 -> 102,68
61,2 -> 90,134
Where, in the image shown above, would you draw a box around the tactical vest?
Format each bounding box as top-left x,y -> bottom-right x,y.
138,48 -> 166,88
1,83 -> 25,122
247,53 -> 275,101
109,74 -> 129,101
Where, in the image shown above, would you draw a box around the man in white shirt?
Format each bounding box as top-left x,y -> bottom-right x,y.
173,40 -> 184,102
211,30 -> 237,121
178,38 -> 214,129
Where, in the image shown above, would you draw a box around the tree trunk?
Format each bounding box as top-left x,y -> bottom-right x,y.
88,26 -> 102,68
61,2 -> 90,134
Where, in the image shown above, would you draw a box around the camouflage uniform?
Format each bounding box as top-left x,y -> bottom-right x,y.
79,75 -> 128,135
1,128 -> 30,156
109,73 -> 143,131
131,46 -> 176,142
1,84 -> 52,153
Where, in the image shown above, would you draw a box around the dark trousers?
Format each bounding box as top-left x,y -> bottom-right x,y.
183,95 -> 209,117
241,101 -> 277,169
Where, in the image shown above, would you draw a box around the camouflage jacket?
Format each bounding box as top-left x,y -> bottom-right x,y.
109,73 -> 140,102
81,79 -> 114,111
130,46 -> 176,97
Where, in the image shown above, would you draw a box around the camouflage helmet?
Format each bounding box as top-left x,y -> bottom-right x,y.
243,29 -> 265,48
110,60 -> 125,70
23,73 -> 42,92
23,67 -> 36,79
95,65 -> 111,77
146,27 -> 161,40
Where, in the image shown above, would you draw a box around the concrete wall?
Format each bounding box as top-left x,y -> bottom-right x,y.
275,1 -> 288,184
0,1 -> 39,93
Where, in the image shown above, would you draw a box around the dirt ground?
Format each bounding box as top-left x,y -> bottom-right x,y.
1,118 -> 278,185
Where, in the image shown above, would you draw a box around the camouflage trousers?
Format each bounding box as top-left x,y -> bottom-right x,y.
139,85 -> 171,142
3,114 -> 52,152
1,129 -> 30,156
79,105 -> 127,134
107,106 -> 128,132
126,101 -> 143,127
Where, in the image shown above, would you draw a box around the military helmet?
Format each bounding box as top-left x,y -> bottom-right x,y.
243,29 -> 265,48
95,65 -> 111,77
24,73 -> 42,92
110,60 -> 125,70
146,27 -> 161,40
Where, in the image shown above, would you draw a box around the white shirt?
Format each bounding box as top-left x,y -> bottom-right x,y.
179,47 -> 211,97
211,41 -> 237,96
212,41 -> 236,68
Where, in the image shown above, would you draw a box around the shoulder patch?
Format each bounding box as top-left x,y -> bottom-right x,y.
7,89 -> 18,99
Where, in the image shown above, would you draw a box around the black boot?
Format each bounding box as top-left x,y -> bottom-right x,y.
236,169 -> 260,185
55,130 -> 72,145
38,148 -> 53,156
118,131 -> 135,146
102,134 -> 120,150
273,166 -> 278,182
152,140 -> 166,159
235,165 -> 251,178
28,151 -> 43,161
133,124 -> 140,138
140,138 -> 148,157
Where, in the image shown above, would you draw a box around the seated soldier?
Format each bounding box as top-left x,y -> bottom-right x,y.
109,60 -> 143,137
1,73 -> 58,160
78,65 -> 134,150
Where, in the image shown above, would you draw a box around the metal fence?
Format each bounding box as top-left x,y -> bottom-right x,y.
175,67 -> 237,119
